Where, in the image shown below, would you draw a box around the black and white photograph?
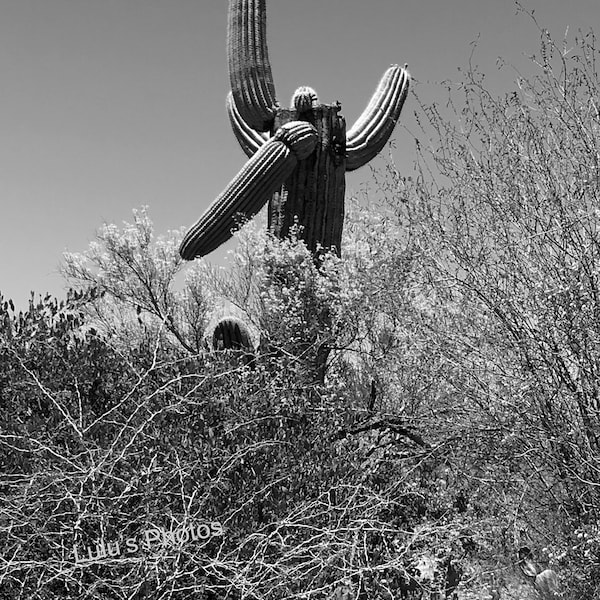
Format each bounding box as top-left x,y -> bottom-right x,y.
1,1 -> 599,598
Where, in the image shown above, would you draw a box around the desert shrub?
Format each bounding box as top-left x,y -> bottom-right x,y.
391,15 -> 600,598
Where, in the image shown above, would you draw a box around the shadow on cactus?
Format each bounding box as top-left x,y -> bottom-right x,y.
179,0 -> 410,261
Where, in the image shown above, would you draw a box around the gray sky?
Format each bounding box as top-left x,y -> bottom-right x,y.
1,0 -> 598,308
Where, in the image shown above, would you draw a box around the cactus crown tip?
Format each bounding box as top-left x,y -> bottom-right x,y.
291,86 -> 319,113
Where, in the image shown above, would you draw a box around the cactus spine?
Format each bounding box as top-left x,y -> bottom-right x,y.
180,0 -> 410,260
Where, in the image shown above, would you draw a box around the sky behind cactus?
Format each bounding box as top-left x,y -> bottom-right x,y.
0,0 -> 598,308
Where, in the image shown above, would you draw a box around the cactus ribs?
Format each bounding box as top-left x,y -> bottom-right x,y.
180,0 -> 410,260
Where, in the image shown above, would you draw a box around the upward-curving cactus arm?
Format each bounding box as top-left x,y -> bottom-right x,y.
228,0 -> 277,132
346,64 -> 410,172
180,121 -> 317,260
226,92 -> 270,158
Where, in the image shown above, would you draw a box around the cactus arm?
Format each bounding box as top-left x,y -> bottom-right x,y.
227,0 -> 277,132
227,92 -> 270,158
345,65 -> 410,172
291,86 -> 319,114
179,121 -> 317,260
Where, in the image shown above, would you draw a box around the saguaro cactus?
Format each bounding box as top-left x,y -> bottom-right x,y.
180,0 -> 410,260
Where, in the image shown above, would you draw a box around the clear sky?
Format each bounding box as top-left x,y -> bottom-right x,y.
0,0 -> 598,309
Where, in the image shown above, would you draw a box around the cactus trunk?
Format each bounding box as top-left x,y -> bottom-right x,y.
269,105 -> 346,256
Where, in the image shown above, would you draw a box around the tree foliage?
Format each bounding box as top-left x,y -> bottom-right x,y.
62,207 -> 212,355
1,213 -> 472,599
396,15 -> 600,597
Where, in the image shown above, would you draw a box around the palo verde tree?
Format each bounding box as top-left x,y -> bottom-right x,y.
62,207 -> 213,356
